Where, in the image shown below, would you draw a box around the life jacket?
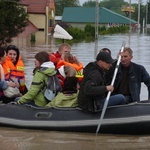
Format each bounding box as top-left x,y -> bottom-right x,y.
2,56 -> 26,93
57,60 -> 83,71
49,51 -> 61,65
2,57 -> 11,80
57,60 -> 84,82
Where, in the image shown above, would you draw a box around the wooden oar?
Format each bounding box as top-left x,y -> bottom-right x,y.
96,42 -> 126,135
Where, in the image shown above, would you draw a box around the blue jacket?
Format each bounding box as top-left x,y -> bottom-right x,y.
114,62 -> 150,102
0,80 -> 8,98
0,80 -> 8,90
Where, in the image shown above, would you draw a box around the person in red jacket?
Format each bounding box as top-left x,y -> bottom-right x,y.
49,43 -> 71,65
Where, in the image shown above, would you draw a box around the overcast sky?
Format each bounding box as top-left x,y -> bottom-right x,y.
79,0 -> 147,5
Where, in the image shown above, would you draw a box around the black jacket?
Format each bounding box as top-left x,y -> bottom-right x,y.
78,62 -> 107,112
113,62 -> 150,102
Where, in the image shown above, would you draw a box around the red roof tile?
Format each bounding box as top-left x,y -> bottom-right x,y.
20,0 -> 53,14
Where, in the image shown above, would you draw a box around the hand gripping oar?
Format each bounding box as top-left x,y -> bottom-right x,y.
96,42 -> 126,135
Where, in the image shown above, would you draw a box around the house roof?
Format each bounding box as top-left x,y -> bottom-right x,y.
19,0 -> 50,14
62,7 -> 137,24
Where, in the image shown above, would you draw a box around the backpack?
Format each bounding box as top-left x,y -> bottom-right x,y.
43,75 -> 62,101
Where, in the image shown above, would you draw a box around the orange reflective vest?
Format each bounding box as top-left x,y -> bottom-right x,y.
56,60 -> 84,82
57,60 -> 84,71
2,56 -> 26,93
2,58 -> 10,80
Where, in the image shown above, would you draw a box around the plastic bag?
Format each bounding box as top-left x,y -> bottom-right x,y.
43,75 -> 62,101
44,89 -> 56,101
3,86 -> 20,98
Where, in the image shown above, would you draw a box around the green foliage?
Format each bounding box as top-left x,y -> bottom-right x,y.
55,0 -> 80,15
82,0 -> 147,26
104,25 -> 129,34
100,0 -> 127,15
147,2 -> 150,24
99,26 -> 107,35
67,27 -> 85,40
0,0 -> 28,45
82,1 -> 95,7
66,24 -> 129,42
83,0 -> 127,16
100,26 -> 106,31
84,24 -> 95,37
66,25 -> 96,42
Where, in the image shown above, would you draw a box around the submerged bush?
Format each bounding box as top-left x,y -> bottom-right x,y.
66,24 -> 129,42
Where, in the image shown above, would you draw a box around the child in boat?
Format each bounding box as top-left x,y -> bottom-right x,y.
46,76 -> 78,108
57,52 -> 84,83
57,65 -> 76,90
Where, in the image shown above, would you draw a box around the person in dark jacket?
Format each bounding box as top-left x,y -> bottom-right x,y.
78,52 -> 125,112
99,47 -> 116,85
99,47 -> 111,55
113,47 -> 150,103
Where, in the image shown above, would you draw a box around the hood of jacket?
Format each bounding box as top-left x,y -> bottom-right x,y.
83,62 -> 105,77
39,61 -> 56,76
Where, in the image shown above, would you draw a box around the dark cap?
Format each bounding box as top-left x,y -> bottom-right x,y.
96,52 -> 114,63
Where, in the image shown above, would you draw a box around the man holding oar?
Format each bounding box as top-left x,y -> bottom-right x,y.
77,52 -> 125,112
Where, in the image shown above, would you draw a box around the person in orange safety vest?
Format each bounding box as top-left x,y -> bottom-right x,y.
2,45 -> 28,96
57,53 -> 84,83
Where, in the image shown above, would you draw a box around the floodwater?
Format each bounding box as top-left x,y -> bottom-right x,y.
1,127 -> 150,150
1,30 -> 150,149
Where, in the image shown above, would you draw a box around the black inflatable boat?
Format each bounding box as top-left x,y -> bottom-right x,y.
0,100 -> 150,134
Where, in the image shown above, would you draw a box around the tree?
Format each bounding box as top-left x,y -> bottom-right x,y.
55,0 -> 80,15
147,2 -> 150,24
82,0 -> 147,26
83,1 -> 95,7
100,0 -> 128,15
0,0 -> 28,46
